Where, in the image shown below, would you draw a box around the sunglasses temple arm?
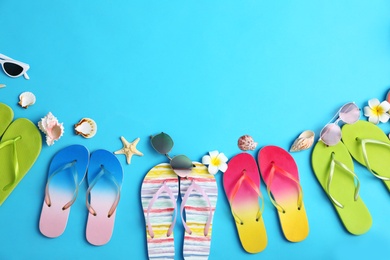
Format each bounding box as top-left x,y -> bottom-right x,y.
0,53 -> 13,60
23,72 -> 30,80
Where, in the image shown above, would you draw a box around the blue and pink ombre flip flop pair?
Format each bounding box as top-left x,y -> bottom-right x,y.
39,145 -> 123,246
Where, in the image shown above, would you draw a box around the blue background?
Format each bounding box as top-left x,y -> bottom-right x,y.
1,0 -> 390,259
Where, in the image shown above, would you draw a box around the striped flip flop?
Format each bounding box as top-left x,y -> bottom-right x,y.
141,163 -> 179,259
180,162 -> 218,260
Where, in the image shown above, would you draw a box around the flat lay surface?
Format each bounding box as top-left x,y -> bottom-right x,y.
1,1 -> 390,259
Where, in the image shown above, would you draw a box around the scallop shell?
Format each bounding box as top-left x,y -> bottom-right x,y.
290,130 -> 315,152
0,84 -> 5,88
38,112 -> 64,146
74,118 -> 97,138
18,91 -> 36,108
238,135 -> 258,151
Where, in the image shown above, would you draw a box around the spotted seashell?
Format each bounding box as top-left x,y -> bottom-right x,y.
290,130 -> 315,152
74,118 -> 97,138
238,135 -> 258,151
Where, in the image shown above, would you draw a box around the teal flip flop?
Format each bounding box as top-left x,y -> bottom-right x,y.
0,118 -> 42,205
86,149 -> 123,246
342,120 -> 390,191
311,141 -> 372,235
0,103 -> 13,137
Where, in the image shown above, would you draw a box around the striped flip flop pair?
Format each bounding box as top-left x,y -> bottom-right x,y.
141,162 -> 217,260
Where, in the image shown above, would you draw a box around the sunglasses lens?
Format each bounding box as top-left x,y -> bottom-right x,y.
320,123 -> 341,146
171,155 -> 193,169
339,103 -> 360,124
150,132 -> 173,155
3,62 -> 23,76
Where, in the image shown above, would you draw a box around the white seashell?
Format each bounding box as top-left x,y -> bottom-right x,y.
74,118 -> 97,138
0,84 -> 5,88
18,91 -> 36,109
238,135 -> 258,151
38,112 -> 64,146
290,130 -> 315,152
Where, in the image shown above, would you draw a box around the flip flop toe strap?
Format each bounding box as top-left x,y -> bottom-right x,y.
86,165 -> 121,218
181,180 -> 213,236
44,160 -> 79,210
146,181 -> 177,238
266,163 -> 303,213
357,138 -> 390,181
327,153 -> 360,208
229,170 -> 264,225
0,136 -> 21,191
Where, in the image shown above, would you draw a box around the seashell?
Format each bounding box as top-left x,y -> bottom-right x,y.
38,112 -> 64,146
0,84 -> 5,88
290,130 -> 315,152
238,135 -> 258,151
18,91 -> 36,108
74,118 -> 97,138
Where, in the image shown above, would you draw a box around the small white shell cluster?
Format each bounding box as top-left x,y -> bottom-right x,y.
74,118 -> 97,138
238,135 -> 258,151
290,130 -> 315,152
18,91 -> 36,109
38,112 -> 64,146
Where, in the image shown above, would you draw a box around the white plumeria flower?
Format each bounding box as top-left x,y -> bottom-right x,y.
363,98 -> 390,124
202,150 -> 228,175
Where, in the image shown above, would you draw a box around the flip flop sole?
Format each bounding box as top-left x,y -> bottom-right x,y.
0,103 -> 13,138
180,163 -> 217,260
311,141 -> 372,235
258,145 -> 309,242
39,145 -> 89,238
141,163 -> 179,260
0,118 -> 41,205
342,120 -> 390,190
223,153 -> 267,253
86,149 -> 123,246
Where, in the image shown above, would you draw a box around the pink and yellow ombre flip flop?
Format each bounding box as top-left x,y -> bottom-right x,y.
223,153 -> 267,253
258,145 -> 309,242
85,149 -> 123,246
39,145 -> 89,238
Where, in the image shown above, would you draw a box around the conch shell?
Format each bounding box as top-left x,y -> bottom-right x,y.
238,135 -> 258,151
74,118 -> 97,138
290,130 -> 315,152
18,91 -> 36,109
38,112 -> 64,146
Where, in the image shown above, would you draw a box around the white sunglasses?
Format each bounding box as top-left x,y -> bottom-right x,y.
0,53 -> 30,79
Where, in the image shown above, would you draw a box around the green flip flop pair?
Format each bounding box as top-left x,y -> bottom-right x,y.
312,120 -> 390,235
0,103 -> 42,205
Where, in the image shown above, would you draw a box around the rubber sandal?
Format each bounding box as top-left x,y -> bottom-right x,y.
0,118 -> 41,205
180,162 -> 217,259
39,145 -> 89,238
258,145 -> 309,242
223,153 -> 267,254
86,149 -> 123,246
342,120 -> 390,190
311,141 -> 372,235
0,103 -> 13,138
141,163 -> 179,260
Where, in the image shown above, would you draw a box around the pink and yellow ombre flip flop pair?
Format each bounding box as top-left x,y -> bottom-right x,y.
39,145 -> 89,238
86,149 -> 123,246
223,153 -> 267,254
258,146 -> 309,242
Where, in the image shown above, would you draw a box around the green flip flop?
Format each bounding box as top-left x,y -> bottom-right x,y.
0,118 -> 42,205
342,120 -> 390,191
0,103 -> 14,137
311,141 -> 372,235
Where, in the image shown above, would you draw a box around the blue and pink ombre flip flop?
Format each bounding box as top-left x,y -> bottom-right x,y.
85,149 -> 123,246
39,145 -> 89,238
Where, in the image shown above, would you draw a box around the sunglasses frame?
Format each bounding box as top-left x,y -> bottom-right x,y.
0,53 -> 30,79
150,132 -> 194,176
320,102 -> 360,146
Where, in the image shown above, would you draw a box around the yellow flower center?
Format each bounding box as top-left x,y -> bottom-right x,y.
373,105 -> 385,116
211,156 -> 221,166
